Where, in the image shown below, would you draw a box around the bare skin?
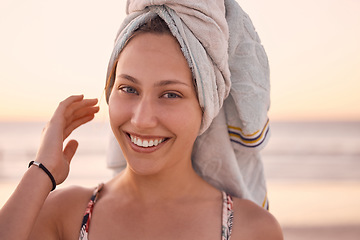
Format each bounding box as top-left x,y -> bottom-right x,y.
27,173 -> 282,240
0,33 -> 283,240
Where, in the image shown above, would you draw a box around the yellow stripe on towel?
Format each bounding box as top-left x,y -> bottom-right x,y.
228,120 -> 269,147
262,192 -> 268,209
228,125 -> 260,137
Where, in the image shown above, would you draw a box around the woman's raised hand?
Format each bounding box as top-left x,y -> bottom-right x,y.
35,95 -> 100,185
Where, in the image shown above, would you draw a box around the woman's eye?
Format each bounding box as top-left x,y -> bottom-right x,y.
163,92 -> 181,99
120,86 -> 138,95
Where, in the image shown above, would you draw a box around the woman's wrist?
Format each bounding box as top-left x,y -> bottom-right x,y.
27,163 -> 55,193
28,161 -> 57,191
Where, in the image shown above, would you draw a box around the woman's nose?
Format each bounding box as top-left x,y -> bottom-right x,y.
131,98 -> 157,129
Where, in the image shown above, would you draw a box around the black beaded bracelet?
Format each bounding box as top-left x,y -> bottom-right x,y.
28,161 -> 56,191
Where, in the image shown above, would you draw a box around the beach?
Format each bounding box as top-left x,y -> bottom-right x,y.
1,121 -> 360,239
269,180 -> 360,239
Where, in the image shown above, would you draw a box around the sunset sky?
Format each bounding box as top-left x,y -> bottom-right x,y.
0,0 -> 359,122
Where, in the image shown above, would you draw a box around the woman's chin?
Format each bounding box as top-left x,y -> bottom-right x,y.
125,159 -> 165,177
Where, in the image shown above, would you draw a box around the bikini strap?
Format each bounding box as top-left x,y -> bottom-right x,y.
221,191 -> 234,240
79,183 -> 104,240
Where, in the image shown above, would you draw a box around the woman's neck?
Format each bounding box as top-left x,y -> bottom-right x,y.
110,161 -> 211,204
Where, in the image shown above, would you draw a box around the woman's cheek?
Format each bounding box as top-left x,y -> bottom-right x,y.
108,96 -> 126,125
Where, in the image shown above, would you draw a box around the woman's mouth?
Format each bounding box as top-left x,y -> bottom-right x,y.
128,133 -> 168,148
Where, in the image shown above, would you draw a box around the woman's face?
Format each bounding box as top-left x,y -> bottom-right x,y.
108,32 -> 202,175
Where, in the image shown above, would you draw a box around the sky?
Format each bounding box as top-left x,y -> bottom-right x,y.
0,0 -> 359,122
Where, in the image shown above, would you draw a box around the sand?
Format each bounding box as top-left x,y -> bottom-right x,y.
267,180 -> 360,226
283,225 -> 360,240
267,180 -> 360,239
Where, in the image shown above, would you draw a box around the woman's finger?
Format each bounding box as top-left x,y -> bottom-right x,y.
60,95 -> 84,106
64,98 -> 98,118
49,95 -> 85,128
65,104 -> 100,126
56,97 -> 98,135
62,104 -> 99,138
63,139 -> 79,164
55,95 -> 85,114
63,113 -> 97,140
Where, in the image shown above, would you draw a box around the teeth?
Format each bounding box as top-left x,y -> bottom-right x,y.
130,135 -> 165,148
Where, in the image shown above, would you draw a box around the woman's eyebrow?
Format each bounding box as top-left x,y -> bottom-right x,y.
117,73 -> 190,88
117,74 -> 138,84
154,79 -> 191,88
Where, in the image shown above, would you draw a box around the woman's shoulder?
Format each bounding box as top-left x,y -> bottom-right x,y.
48,185 -> 96,223
230,197 -> 283,240
47,185 -> 95,209
29,185 -> 95,239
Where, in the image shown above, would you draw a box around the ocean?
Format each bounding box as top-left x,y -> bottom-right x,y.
0,121 -> 359,182
262,121 -> 360,181
0,121 -> 113,184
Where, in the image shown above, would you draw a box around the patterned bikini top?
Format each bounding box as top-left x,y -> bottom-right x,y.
79,184 -> 234,240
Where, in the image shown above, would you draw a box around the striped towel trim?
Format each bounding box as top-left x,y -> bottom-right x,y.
262,192 -> 269,210
228,119 -> 270,148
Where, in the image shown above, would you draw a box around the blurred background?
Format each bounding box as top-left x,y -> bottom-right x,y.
0,0 -> 359,239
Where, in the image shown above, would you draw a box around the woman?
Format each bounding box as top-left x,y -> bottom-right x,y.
0,1 -> 283,240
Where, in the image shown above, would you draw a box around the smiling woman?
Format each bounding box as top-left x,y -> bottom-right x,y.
109,31 -> 202,176
0,1 -> 282,240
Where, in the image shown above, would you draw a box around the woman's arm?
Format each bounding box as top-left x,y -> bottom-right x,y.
0,95 -> 99,240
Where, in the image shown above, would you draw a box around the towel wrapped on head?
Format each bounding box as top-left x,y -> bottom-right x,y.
106,0 -> 271,209
106,0 -> 231,134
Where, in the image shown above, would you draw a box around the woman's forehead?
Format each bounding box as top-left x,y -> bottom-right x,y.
115,33 -> 192,84
121,32 -> 183,58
